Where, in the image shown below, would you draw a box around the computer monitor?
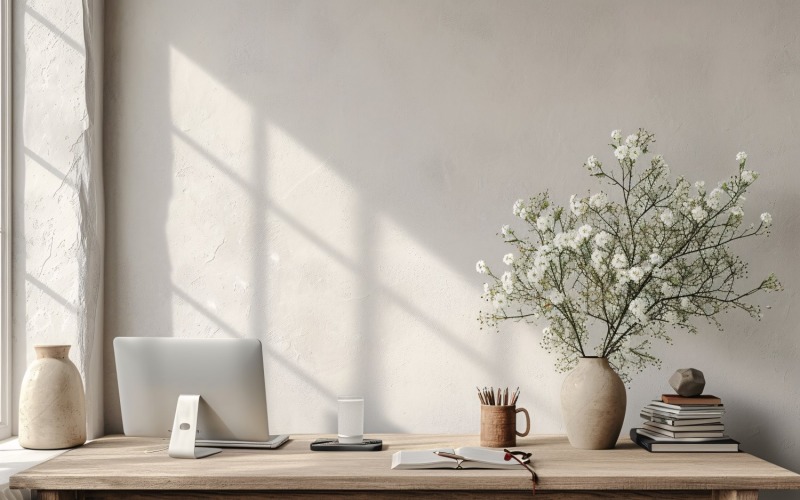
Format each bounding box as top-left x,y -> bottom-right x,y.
114,337 -> 288,458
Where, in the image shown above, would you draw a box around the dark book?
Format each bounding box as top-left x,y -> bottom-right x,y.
640,413 -> 722,426
661,394 -> 722,406
630,428 -> 739,453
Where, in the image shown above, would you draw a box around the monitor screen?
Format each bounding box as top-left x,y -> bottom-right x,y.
114,337 -> 271,442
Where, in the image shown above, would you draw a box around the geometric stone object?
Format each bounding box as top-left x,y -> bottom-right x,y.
669,368 -> 706,397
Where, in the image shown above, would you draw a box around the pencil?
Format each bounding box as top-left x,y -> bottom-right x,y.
477,385 -> 521,406
476,387 -> 485,405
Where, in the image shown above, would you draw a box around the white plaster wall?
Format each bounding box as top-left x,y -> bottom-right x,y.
12,0 -> 104,438
104,0 -> 800,492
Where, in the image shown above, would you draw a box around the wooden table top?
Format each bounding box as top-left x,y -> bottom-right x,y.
11,434 -> 800,492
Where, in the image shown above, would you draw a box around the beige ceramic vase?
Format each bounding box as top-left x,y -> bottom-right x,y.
19,345 -> 86,449
560,357 -> 626,449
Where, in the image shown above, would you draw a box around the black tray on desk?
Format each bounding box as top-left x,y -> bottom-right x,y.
310,438 -> 383,451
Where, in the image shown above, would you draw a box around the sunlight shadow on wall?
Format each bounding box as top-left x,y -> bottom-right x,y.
170,123 -> 493,373
172,284 -> 335,401
23,147 -> 77,191
25,273 -> 78,314
24,5 -> 85,56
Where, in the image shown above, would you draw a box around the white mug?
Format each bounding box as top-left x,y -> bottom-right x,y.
338,396 -> 364,444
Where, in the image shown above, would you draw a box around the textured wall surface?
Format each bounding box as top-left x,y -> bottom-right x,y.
12,0 -> 104,438
103,0 -> 799,493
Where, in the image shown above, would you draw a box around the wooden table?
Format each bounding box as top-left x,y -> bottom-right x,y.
11,434 -> 800,499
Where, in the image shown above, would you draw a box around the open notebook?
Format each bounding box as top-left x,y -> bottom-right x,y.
391,447 -> 527,470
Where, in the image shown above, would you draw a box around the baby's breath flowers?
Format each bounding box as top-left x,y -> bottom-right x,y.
477,129 -> 781,382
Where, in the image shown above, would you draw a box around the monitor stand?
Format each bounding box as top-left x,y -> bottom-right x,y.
168,394 -> 222,459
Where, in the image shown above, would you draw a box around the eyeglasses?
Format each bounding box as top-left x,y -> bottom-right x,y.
503,449 -> 537,495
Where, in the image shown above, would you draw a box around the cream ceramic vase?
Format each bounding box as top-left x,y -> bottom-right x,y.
560,356 -> 626,449
19,345 -> 86,449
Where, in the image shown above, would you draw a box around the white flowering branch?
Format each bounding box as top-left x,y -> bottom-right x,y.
477,129 -> 781,382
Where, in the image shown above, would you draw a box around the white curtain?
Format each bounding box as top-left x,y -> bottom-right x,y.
77,0 -> 105,442
12,0 -> 104,440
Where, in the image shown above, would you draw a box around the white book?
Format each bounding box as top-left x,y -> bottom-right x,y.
640,412 -> 722,426
642,423 -> 725,438
643,404 -> 724,417
643,421 -> 724,432
636,428 -> 730,442
648,401 -> 725,412
391,447 -> 526,470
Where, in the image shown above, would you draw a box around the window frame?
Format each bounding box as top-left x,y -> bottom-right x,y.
0,0 -> 12,440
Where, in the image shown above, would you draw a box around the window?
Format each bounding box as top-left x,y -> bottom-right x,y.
0,0 -> 11,440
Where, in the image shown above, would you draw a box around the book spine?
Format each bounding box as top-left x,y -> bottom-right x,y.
640,413 -> 676,425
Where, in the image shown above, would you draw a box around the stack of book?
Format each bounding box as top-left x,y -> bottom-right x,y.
630,394 -> 739,452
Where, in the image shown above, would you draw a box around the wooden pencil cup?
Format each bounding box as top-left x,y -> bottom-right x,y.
480,405 -> 531,448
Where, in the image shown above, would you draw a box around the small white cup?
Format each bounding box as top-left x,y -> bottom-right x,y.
337,396 -> 364,444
